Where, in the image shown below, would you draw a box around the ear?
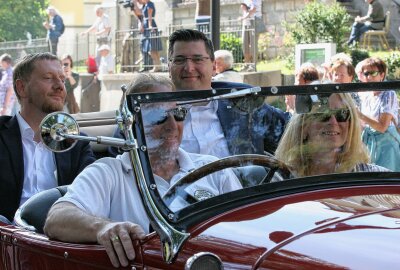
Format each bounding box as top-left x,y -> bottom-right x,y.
168,62 -> 172,78
212,59 -> 216,74
379,72 -> 385,82
15,79 -> 27,99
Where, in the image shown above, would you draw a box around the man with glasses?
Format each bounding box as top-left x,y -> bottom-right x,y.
168,29 -> 288,157
44,74 -> 242,268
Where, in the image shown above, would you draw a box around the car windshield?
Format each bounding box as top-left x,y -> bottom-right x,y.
131,82 -> 400,215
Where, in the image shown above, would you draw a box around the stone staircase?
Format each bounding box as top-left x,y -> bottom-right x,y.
337,0 -> 361,18
337,0 -> 396,49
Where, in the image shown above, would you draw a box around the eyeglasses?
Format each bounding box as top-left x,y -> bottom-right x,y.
363,71 -> 380,77
169,56 -> 210,65
152,106 -> 188,125
311,109 -> 351,122
63,63 -> 70,67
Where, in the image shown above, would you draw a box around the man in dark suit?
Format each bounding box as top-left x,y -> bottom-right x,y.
0,53 -> 95,223
168,29 -> 288,157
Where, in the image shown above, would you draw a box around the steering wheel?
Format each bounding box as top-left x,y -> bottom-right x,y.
163,154 -> 291,204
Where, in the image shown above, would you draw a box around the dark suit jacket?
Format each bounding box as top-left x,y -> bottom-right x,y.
0,115 -> 96,221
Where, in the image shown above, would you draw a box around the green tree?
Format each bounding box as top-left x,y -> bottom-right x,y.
220,33 -> 243,63
0,0 -> 49,42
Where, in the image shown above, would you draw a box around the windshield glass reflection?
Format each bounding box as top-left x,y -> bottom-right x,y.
139,89 -> 396,213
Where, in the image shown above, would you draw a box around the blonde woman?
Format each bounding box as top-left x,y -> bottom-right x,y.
275,92 -> 388,178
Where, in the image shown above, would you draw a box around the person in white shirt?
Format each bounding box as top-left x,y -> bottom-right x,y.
44,74 -> 242,268
238,0 -> 265,71
97,44 -> 115,75
212,50 -> 242,83
81,5 -> 112,61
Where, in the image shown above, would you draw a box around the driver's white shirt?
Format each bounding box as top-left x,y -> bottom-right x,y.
56,148 -> 242,233
181,101 -> 231,158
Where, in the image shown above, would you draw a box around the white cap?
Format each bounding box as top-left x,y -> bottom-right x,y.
98,44 -> 110,51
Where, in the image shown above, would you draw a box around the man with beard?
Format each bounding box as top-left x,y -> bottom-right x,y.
0,53 -> 95,224
44,74 -> 241,268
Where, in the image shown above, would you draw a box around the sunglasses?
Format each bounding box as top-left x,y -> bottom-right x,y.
363,71 -> 380,77
63,63 -> 70,67
311,109 -> 351,122
151,106 -> 188,125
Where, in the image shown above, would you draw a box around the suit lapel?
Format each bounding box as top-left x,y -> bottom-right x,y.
1,117 -> 24,192
55,151 -> 70,185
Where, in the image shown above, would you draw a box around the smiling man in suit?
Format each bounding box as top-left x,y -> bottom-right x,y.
168,29 -> 289,157
0,53 -> 96,223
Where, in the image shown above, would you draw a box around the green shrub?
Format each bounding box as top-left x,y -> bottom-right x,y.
349,48 -> 370,67
258,32 -> 272,61
284,2 -> 351,53
383,52 -> 400,80
282,2 -> 351,70
220,33 -> 243,63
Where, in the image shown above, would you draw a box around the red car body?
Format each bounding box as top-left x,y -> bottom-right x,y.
2,182 -> 400,269
2,83 -> 400,269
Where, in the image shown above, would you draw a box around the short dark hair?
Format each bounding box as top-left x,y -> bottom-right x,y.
297,63 -> 319,83
168,29 -> 215,61
62,54 -> 74,68
13,52 -> 60,101
360,57 -> 387,77
0,54 -> 12,65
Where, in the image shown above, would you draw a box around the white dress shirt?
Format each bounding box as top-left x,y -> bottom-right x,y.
16,113 -> 57,206
180,101 -> 231,158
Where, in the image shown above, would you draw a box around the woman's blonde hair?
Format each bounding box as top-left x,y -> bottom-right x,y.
275,93 -> 369,177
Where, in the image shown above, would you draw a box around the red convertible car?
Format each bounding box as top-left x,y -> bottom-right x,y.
1,81 -> 400,269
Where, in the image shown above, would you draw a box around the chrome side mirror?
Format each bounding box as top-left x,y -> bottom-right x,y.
40,111 -> 134,153
40,112 -> 79,152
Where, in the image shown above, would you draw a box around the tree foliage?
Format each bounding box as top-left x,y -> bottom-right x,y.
284,2 -> 351,52
220,33 -> 243,63
0,0 -> 49,42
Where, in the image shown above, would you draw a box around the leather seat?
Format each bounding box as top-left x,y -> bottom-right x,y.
14,186 -> 68,234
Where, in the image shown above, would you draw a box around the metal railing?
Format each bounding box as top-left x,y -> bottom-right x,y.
0,21 -> 257,73
0,38 -> 48,61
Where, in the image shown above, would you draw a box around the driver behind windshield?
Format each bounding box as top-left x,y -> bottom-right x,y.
44,74 -> 242,268
274,92 -> 389,178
